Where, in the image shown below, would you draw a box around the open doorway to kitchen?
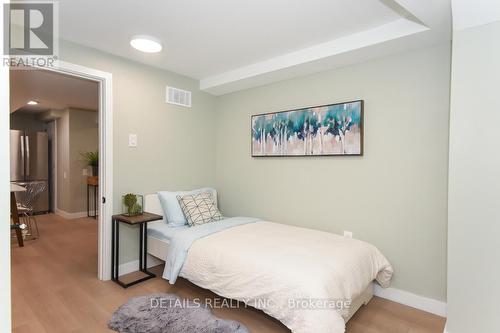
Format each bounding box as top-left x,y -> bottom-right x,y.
10,69 -> 100,218
9,62 -> 113,282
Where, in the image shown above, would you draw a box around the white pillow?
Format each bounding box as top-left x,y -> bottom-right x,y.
157,188 -> 218,226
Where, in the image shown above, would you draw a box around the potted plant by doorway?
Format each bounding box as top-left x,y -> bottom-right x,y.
80,151 -> 99,176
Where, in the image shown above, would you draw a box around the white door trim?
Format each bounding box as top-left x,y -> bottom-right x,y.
38,60 -> 113,281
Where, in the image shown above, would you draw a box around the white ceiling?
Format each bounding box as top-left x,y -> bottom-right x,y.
58,0 -> 451,95
10,69 -> 98,113
452,0 -> 500,31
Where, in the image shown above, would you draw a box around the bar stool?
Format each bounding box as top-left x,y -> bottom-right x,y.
15,182 -> 46,240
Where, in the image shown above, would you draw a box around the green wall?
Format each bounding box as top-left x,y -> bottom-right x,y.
214,44 -> 451,301
59,41 -> 218,263
59,41 -> 451,302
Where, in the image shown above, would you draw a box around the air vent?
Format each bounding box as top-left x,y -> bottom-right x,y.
166,86 -> 192,108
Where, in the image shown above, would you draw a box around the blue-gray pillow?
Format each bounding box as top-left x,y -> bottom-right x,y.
157,188 -> 217,226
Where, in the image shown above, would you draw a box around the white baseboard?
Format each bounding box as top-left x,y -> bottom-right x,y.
55,209 -> 92,219
374,284 -> 447,317
118,255 -> 163,277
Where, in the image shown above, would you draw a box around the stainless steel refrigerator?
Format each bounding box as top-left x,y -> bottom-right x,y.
10,130 -> 49,213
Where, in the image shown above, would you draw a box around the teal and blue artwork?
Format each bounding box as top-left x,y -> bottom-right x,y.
252,100 -> 363,156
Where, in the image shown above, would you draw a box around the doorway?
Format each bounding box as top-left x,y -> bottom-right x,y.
10,61 -> 113,280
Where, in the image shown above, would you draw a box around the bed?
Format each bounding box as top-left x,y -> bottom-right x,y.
145,193 -> 393,333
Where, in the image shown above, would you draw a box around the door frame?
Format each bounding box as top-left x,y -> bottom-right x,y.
38,60 -> 114,281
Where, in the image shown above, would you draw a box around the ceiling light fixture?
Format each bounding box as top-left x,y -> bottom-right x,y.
27,100 -> 38,105
130,35 -> 162,53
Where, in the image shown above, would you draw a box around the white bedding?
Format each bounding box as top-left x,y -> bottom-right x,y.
178,221 -> 393,333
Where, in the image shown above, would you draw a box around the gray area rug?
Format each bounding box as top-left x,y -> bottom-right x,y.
109,293 -> 250,333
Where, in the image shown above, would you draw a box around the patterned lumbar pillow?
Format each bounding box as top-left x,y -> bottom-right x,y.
176,191 -> 223,226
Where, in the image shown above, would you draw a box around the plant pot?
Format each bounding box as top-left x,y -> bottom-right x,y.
92,166 -> 98,176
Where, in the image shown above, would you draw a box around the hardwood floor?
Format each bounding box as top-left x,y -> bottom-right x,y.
11,214 -> 446,333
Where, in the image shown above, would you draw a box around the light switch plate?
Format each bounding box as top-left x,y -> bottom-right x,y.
129,134 -> 138,147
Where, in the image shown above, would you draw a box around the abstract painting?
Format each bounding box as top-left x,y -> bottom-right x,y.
251,100 -> 363,156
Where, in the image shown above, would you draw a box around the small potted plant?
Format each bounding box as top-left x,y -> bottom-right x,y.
80,151 -> 99,176
122,193 -> 143,216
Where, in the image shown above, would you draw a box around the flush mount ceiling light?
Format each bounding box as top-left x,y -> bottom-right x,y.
27,100 -> 38,105
130,35 -> 162,53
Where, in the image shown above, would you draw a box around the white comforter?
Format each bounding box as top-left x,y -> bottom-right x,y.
179,221 -> 393,333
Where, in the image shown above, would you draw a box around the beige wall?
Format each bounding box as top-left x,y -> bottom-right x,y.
56,108 -> 99,213
214,44 -> 451,301
447,21 -> 500,333
68,109 -> 98,213
56,110 -> 70,212
59,41 -> 218,263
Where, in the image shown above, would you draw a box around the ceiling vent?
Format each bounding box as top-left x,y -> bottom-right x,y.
166,86 -> 192,108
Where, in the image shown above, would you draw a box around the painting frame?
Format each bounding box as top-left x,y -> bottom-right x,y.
251,100 -> 364,157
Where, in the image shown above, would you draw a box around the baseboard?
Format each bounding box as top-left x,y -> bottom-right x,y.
55,209 -> 91,219
374,284 -> 447,317
118,255 -> 163,276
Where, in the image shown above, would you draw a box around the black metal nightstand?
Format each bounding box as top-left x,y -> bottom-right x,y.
111,212 -> 162,288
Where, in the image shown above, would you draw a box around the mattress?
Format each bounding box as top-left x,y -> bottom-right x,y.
147,220 -> 189,242
179,220 -> 393,333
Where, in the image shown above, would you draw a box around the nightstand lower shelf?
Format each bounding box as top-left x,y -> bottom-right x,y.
113,270 -> 155,288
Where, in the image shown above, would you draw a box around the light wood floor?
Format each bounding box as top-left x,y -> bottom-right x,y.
11,214 -> 446,333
